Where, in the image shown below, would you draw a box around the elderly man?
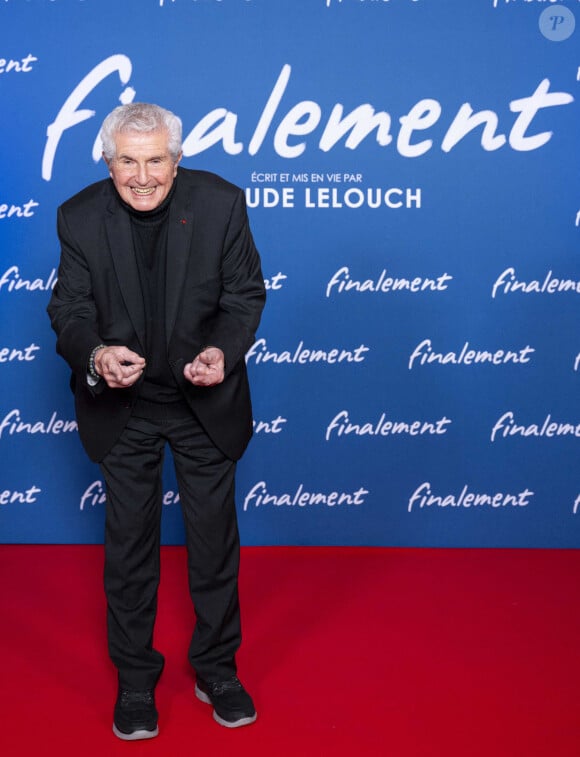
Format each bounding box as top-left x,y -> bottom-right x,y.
47,102 -> 265,740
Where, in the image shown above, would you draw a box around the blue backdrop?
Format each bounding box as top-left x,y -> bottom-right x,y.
1,0 -> 578,547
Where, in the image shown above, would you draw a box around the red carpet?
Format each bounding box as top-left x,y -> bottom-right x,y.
0,545 -> 578,756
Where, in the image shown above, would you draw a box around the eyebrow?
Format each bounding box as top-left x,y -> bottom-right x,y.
117,153 -> 169,161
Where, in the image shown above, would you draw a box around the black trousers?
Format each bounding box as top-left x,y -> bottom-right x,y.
100,405 -> 241,691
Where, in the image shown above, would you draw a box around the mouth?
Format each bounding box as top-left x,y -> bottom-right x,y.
131,186 -> 156,196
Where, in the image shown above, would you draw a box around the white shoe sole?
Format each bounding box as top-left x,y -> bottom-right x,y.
112,723 -> 159,741
195,684 -> 257,728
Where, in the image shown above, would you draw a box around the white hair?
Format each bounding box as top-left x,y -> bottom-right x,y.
101,102 -> 182,161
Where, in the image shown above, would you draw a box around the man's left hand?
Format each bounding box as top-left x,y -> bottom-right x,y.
184,347 -> 225,387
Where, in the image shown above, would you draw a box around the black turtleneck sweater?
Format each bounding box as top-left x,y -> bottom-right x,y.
118,181 -> 182,404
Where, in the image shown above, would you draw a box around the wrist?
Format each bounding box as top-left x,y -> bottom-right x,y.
88,344 -> 107,380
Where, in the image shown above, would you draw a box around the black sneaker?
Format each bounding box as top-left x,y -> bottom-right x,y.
113,688 -> 159,741
195,676 -> 257,728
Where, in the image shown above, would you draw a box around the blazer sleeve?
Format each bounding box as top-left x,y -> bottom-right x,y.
47,205 -> 104,388
205,189 -> 266,375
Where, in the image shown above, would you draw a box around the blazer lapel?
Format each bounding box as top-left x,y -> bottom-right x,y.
165,182 -> 194,343
104,198 -> 147,353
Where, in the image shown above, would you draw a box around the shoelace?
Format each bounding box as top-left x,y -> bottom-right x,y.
120,690 -> 154,706
208,677 -> 243,696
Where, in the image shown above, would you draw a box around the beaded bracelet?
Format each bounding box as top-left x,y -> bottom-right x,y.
88,344 -> 107,380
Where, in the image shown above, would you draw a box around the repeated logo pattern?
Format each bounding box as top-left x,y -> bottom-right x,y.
0,0 -> 577,547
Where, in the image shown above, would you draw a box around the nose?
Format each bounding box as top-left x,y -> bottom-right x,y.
135,162 -> 150,186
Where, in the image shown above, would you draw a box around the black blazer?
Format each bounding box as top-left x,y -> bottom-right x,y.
48,168 -> 266,463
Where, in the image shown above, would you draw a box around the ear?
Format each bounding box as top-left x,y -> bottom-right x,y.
173,151 -> 183,176
102,152 -> 113,176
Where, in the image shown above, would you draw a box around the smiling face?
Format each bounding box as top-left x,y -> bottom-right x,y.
105,129 -> 182,211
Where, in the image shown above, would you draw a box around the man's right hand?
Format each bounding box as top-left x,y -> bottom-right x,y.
93,346 -> 146,389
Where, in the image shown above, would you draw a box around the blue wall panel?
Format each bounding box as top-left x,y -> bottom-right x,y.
0,0 -> 578,546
